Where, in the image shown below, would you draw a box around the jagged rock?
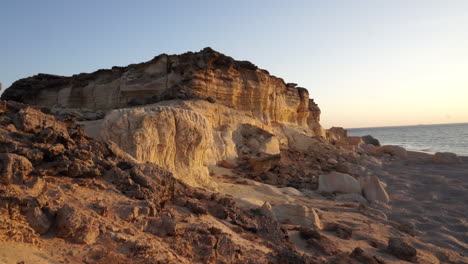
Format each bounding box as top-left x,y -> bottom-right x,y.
145,213 -> 177,236
249,154 -> 281,174
25,207 -> 51,235
361,176 -> 390,203
2,48 -> 322,132
272,203 -> 322,229
56,204 -> 99,244
375,145 -> 407,158
0,153 -> 33,185
318,172 -> 361,193
327,127 -> 347,142
335,136 -> 364,151
387,237 -> 418,262
432,152 -> 461,164
361,135 -> 380,146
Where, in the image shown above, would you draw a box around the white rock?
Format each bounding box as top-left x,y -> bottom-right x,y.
272,203 -> 322,229
361,176 -> 390,203
318,172 -> 361,193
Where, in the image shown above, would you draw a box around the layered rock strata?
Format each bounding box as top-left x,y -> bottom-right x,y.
2,48 -> 322,131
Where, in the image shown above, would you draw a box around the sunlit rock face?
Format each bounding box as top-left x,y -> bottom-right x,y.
2,48 -> 325,186
2,48 -> 321,130
99,100 -> 308,187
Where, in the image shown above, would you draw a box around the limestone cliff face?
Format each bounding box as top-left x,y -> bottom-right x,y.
100,100 -> 289,187
2,48 -> 325,187
2,48 -> 321,130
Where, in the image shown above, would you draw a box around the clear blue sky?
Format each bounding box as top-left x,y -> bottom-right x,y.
1,0 -> 467,128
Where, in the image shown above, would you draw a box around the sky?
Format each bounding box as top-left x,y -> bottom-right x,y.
1,0 -> 467,128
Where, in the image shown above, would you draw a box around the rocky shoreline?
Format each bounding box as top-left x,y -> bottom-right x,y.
0,49 -> 467,263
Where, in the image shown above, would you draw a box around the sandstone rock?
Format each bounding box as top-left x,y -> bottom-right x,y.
0,153 -> 33,185
326,127 -> 347,142
272,203 -> 322,229
318,172 -> 361,193
56,204 -> 99,244
361,135 -> 380,146
3,48 -> 322,131
335,162 -> 365,176
387,237 -> 418,262
361,176 -> 390,203
376,145 -> 407,158
335,136 -> 365,151
25,207 -> 51,235
218,159 -> 238,169
327,158 -> 338,165
145,213 -> 177,236
249,154 -> 281,174
432,152 -> 461,164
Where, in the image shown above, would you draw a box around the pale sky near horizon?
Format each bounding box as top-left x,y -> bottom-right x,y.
1,0 -> 467,128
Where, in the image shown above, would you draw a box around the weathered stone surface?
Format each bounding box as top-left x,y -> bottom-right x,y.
326,127 -> 347,142
2,48 -> 322,131
272,203 -> 322,229
375,145 -> 407,158
0,153 -> 33,185
218,159 -> 238,169
387,237 -> 418,262
432,152 -> 461,164
249,154 -> 281,174
361,176 -> 390,203
361,135 -> 380,146
56,204 -> 99,244
318,172 -> 361,193
25,207 -> 51,235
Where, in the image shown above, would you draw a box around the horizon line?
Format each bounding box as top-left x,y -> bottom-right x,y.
345,121 -> 468,130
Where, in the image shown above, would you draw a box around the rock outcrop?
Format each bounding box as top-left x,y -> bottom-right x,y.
2,48 -> 328,187
0,100 -> 314,263
2,48 -> 322,132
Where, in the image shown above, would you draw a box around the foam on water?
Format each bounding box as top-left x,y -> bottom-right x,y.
348,123 -> 468,156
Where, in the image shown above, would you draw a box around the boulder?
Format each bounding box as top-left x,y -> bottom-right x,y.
376,145 -> 407,158
387,237 -> 418,262
248,154 -> 281,174
218,159 -> 238,169
335,162 -> 365,176
272,203 -> 322,229
361,135 -> 380,146
361,176 -> 390,203
326,127 -> 347,142
56,204 -> 99,244
145,213 -> 177,236
318,172 -> 361,193
25,207 -> 51,235
0,153 -> 33,185
335,136 -> 365,151
432,152 -> 461,164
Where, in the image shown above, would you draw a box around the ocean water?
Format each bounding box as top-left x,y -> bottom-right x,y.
348,123 -> 468,156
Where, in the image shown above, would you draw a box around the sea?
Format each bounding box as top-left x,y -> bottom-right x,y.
348,123 -> 468,156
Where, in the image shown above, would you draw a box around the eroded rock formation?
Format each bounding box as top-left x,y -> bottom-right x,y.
2,48 -> 322,131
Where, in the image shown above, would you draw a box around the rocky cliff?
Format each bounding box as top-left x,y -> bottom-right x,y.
2,48 -> 325,186
2,48 -> 321,130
